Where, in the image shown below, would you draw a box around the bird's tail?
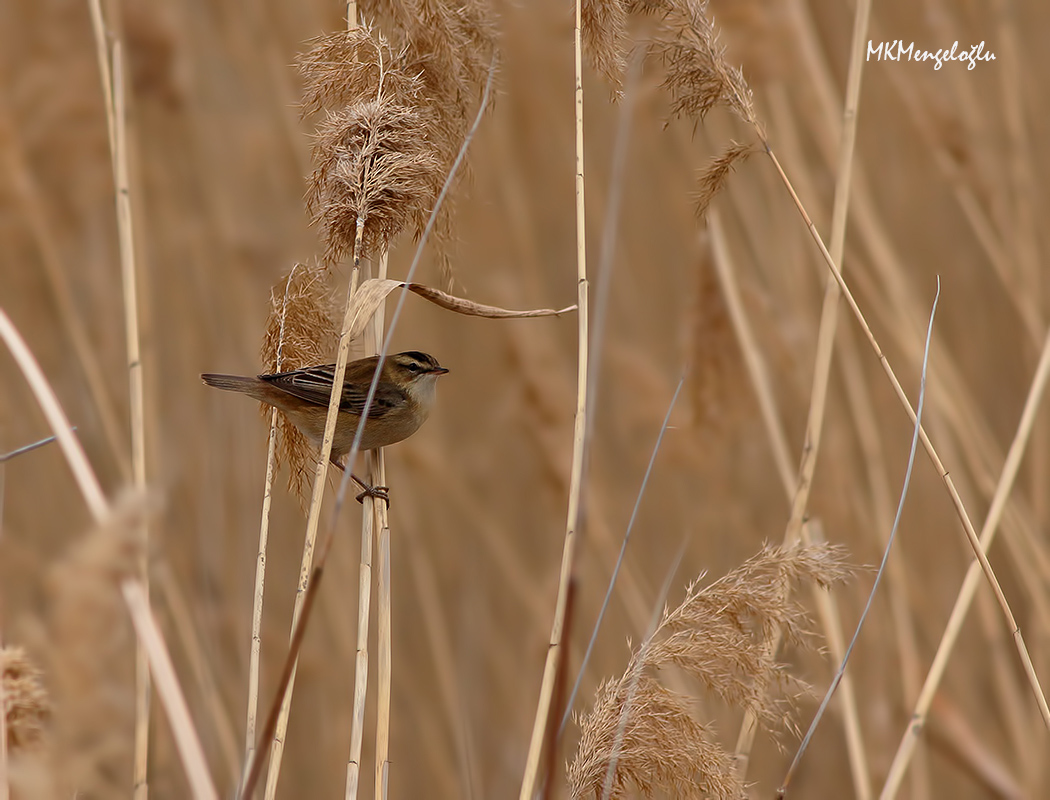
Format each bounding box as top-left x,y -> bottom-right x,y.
200,373 -> 259,393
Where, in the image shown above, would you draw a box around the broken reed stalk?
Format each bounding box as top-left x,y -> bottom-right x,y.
731,0 -> 872,782
879,327 -> 1050,797
85,2 -> 152,793
520,0 -> 590,795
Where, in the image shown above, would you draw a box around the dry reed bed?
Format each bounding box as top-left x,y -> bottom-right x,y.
1,0 -> 1048,798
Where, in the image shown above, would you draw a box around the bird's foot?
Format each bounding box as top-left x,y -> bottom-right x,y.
351,473 -> 390,508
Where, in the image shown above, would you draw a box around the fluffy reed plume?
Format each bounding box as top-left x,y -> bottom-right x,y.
569,543 -> 851,799
260,262 -> 339,497
45,492 -> 150,797
358,0 -> 497,118
301,2 -> 496,276
580,1 -> 757,216
300,26 -> 441,265
645,0 -> 756,125
3,646 -> 54,800
2,646 -> 49,752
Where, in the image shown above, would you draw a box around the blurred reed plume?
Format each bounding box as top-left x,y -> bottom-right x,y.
2,645 -> 49,752
260,262 -> 340,497
684,235 -> 740,428
42,492 -> 150,798
569,543 -> 851,799
3,643 -> 54,800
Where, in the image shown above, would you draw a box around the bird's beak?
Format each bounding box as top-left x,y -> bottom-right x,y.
431,366 -> 450,375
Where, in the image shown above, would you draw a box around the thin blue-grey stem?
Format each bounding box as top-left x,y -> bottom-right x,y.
0,432 -> 66,463
778,277 -> 941,797
560,373 -> 686,734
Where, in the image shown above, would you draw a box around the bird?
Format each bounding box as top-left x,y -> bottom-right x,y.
201,351 -> 449,504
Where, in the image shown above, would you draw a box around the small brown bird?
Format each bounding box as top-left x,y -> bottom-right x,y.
202,351 -> 448,503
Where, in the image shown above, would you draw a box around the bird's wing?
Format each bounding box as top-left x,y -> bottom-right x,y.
261,364 -> 406,418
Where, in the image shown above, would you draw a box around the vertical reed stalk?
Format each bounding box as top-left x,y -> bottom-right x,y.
245,265 -> 299,768
345,490 -> 373,799
338,7 -> 376,797
264,242 -> 365,798
245,413 -> 277,764
520,0 -> 589,795
371,249 -> 392,800
85,2 -> 151,792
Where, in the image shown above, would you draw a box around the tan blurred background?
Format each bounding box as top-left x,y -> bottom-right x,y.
3,0 -> 1049,797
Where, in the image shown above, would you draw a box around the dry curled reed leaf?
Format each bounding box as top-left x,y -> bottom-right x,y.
694,140 -> 754,219
308,98 -> 446,265
261,263 -> 340,498
2,646 -> 50,752
570,543 -> 851,800
344,278 -> 577,343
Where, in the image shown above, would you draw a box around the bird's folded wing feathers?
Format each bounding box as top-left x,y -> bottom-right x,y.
261,364 -> 405,417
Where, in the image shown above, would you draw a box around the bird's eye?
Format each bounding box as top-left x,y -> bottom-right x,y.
406,362 -> 422,373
